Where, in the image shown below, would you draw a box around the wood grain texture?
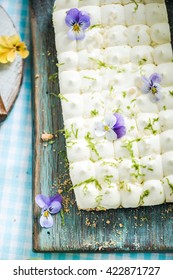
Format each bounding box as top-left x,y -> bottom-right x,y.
31,0 -> 173,252
0,6 -> 23,121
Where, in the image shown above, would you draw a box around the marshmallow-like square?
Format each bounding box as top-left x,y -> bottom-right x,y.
140,180 -> 165,206
82,92 -> 105,118
124,4 -> 146,26
162,175 -> 173,202
131,46 -> 153,65
55,32 -> 77,53
66,140 -> 91,162
77,28 -> 103,51
121,183 -> 143,208
80,70 -> 103,92
105,46 -> 131,65
59,71 -> 80,94
162,151 -> 173,177
140,155 -> 163,181
74,183 -> 99,210
104,26 -> 128,48
156,63 -> 173,87
95,160 -> 119,186
138,135 -> 160,158
160,130 -> 173,154
101,5 -> 125,27
81,6 -> 101,26
61,94 -> 83,120
101,185 -> 121,209
64,117 -> 86,140
58,51 -> 78,72
127,25 -> 151,47
159,110 -> 173,131
157,87 -> 173,111
114,137 -> 139,159
136,113 -> 160,136
78,49 -> 103,70
136,94 -> 158,113
153,43 -> 173,65
145,4 -> 168,27
70,160 -> 95,185
150,23 -> 171,45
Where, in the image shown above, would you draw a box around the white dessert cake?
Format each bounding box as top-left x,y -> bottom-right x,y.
53,0 -> 173,210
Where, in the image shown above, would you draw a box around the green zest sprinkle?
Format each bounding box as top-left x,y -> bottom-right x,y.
122,138 -> 141,158
144,118 -> 159,135
166,178 -> 173,195
131,0 -> 139,12
138,58 -> 147,66
122,91 -> 127,98
163,105 -> 167,111
90,109 -> 99,117
70,177 -> 102,191
64,128 -> 71,140
48,72 -> 58,81
148,167 -> 154,171
58,93 -> 69,102
83,76 -> 96,81
95,194 -> 103,205
169,90 -> 173,96
101,161 -> 118,167
89,24 -> 102,30
85,132 -> 101,159
56,62 -> 65,67
89,58 -> 117,70
71,124 -> 79,139
104,175 -> 113,185
139,190 -> 150,205
60,209 -> 65,226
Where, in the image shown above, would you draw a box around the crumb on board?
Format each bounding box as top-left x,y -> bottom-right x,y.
41,133 -> 54,142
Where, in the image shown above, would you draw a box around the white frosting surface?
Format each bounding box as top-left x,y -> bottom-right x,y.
53,0 -> 173,209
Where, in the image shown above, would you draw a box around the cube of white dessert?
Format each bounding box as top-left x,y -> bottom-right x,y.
105,46 -> 131,65
104,26 -> 128,48
53,9 -> 69,34
78,49 -> 103,70
80,6 -> 101,26
84,116 -> 103,138
64,117 -> 86,140
79,0 -> 100,7
138,63 -> 156,79
162,175 -> 173,202
100,185 -> 121,209
58,51 -> 78,72
53,0 -> 78,10
157,87 -> 173,111
159,110 -> 173,131
119,158 -> 143,183
120,182 -> 143,208
136,94 -> 158,113
55,32 -> 77,54
95,160 -> 119,186
136,113 -> 160,136
59,71 -> 80,94
162,151 -> 173,177
138,135 -> 161,158
124,117 -> 138,138
160,130 -> 173,154
150,23 -> 171,45
127,25 -> 151,47
139,180 -> 165,206
91,142 -> 115,162
153,43 -> 173,65
140,155 -> 163,181
80,70 -> 102,92
61,94 -> 83,120
74,183 -> 100,210
66,140 -> 91,163
77,28 -> 103,51
156,63 -> 173,87
82,92 -> 105,118
101,5 -> 125,26
114,137 -> 139,159
145,4 -> 168,27
131,46 -> 153,65
124,4 -> 146,26
70,160 -> 95,185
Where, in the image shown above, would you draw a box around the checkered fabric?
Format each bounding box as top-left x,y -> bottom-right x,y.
0,0 -> 172,260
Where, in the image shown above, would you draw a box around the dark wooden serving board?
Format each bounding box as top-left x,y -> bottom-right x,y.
31,0 -> 173,252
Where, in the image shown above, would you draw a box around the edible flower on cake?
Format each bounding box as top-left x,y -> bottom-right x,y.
141,73 -> 162,103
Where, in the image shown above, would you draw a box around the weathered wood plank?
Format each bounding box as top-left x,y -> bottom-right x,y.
31,0 -> 173,252
0,6 -> 23,121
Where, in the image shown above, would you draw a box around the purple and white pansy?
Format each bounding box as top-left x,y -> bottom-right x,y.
95,113 -> 126,141
35,194 -> 62,228
65,8 -> 90,40
141,73 -> 162,102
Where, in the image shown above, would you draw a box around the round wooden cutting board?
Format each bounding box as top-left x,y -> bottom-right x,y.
0,5 -> 23,121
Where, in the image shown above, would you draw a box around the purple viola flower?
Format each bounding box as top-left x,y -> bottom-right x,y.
95,113 -> 126,141
141,73 -> 162,102
35,194 -> 62,228
65,8 -> 90,40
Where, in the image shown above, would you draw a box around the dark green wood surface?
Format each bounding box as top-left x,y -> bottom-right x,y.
31,0 -> 173,252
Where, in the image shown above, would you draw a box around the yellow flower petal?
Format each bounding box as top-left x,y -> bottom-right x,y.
16,41 -> 29,58
6,49 -> 16,63
0,35 -> 10,48
9,34 -> 20,47
0,52 -> 9,63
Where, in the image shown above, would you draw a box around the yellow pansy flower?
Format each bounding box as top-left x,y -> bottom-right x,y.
0,34 -> 29,64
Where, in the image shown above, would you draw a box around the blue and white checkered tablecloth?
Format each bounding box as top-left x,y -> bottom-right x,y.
0,0 -> 173,260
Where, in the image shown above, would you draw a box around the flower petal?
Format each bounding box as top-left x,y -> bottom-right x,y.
35,194 -> 49,208
104,114 -> 117,128
105,129 -> 117,141
67,28 -> 85,40
150,73 -> 162,84
78,11 -> 91,30
141,83 -> 150,94
114,126 -> 126,139
9,34 -> 20,47
65,8 -> 80,27
95,122 -> 106,137
49,201 -> 62,214
40,213 -> 53,228
6,49 -> 16,62
113,113 -> 125,128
